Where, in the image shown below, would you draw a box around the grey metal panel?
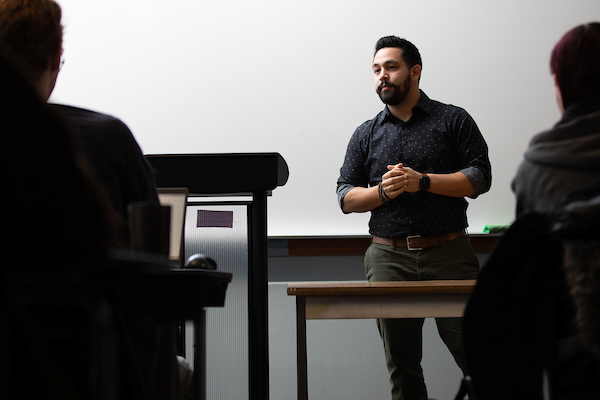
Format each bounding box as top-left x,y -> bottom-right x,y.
184,203 -> 249,400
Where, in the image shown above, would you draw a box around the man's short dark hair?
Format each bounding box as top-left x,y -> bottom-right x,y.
550,22 -> 600,109
375,36 -> 422,70
0,0 -> 63,75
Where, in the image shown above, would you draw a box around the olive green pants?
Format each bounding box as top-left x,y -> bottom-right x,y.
364,236 -> 479,400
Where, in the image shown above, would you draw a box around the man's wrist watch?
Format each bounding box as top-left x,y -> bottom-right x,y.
419,173 -> 430,191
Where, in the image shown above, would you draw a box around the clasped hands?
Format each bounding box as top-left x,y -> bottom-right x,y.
380,163 -> 421,200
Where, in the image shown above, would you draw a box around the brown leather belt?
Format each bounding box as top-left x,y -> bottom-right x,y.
372,229 -> 466,251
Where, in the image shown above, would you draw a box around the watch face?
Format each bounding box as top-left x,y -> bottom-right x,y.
420,175 -> 430,190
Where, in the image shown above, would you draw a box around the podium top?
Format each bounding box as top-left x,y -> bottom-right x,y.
146,153 -> 289,195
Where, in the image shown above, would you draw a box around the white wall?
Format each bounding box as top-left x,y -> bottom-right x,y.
51,0 -> 600,236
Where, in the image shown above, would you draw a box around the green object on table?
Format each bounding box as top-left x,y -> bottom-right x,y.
483,225 -> 510,234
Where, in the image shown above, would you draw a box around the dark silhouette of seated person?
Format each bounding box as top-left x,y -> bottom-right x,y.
0,0 -> 159,248
0,1 -> 186,399
463,22 -> 600,400
0,43 -> 116,399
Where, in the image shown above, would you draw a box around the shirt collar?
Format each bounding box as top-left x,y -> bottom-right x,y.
378,89 -> 431,125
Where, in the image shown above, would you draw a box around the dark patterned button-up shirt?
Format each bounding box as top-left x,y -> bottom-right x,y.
337,90 -> 491,237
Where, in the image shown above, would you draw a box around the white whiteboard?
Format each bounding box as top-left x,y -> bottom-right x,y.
50,0 -> 600,236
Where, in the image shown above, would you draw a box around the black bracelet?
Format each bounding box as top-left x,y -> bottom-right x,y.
382,185 -> 392,201
378,182 -> 388,203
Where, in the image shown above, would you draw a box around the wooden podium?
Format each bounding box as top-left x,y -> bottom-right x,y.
146,153 -> 289,400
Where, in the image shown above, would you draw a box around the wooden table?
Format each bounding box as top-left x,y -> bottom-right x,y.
287,280 -> 476,400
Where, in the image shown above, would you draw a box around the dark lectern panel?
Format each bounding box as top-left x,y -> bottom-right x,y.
146,153 -> 289,194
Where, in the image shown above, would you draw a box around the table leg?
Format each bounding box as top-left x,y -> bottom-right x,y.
296,297 -> 307,400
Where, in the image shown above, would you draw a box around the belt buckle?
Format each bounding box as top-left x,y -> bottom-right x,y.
406,235 -> 423,251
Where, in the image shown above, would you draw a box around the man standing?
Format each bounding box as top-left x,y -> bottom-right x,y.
337,36 -> 491,399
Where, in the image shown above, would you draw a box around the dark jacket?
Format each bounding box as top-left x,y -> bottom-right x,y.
50,104 -> 159,246
512,98 -> 600,217
463,181 -> 600,400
